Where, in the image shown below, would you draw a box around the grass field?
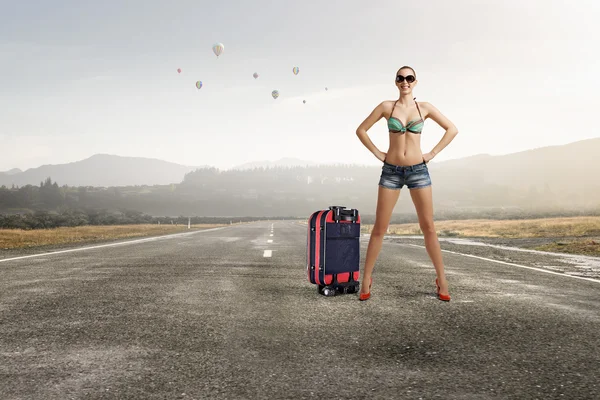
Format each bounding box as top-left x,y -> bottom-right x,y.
361,216 -> 600,238
361,216 -> 600,257
528,240 -> 600,257
0,224 -> 228,250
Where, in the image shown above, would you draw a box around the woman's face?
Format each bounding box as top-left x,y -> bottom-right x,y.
396,68 -> 417,93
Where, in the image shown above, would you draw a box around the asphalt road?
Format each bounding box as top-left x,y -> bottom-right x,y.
1,221 -> 599,399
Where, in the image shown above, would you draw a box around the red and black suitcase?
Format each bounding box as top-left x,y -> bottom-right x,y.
307,205 -> 361,296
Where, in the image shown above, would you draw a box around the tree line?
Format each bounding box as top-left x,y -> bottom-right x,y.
0,209 -> 282,230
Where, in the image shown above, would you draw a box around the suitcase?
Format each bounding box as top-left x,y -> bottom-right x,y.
307,205 -> 361,296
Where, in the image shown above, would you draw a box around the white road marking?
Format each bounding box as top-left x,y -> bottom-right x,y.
0,226 -> 226,264
263,250 -> 272,257
269,234 -> 273,236
267,240 -> 273,243
404,243 -> 600,284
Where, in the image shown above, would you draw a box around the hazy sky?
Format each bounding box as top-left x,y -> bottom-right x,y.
1,0 -> 599,171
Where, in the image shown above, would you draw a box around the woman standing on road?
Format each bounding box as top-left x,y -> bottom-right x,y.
355,66 -> 458,302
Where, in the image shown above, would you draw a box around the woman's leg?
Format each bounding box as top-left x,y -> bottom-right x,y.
360,185 -> 401,294
409,186 -> 449,296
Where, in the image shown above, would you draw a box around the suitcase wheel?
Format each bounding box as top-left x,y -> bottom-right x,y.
319,286 -> 336,297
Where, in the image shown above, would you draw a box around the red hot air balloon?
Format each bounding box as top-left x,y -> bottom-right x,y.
177,68 -> 182,74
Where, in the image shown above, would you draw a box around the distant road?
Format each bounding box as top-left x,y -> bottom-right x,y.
1,221 -> 598,399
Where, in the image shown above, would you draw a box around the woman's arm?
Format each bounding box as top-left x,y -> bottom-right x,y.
421,102 -> 458,162
356,101 -> 387,162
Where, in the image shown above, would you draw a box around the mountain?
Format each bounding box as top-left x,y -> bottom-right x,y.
0,154 -> 207,187
425,137 -> 600,211
0,168 -> 23,176
431,138 -> 600,187
229,157 -> 318,170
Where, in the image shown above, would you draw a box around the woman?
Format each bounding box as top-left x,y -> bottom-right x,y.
355,66 -> 458,302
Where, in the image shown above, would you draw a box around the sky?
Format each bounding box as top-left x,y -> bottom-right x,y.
1,0 -> 599,171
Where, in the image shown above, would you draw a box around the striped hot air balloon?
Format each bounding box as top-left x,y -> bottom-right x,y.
212,43 -> 224,58
271,90 -> 279,99
292,66 -> 299,75
195,81 -> 203,90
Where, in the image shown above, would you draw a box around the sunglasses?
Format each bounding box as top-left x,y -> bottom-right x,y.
396,74 -> 416,83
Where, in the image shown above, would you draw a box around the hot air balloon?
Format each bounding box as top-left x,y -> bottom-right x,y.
253,72 -> 259,79
292,66 -> 299,75
271,90 -> 279,99
177,68 -> 182,74
212,43 -> 224,58
325,87 -> 328,91
196,81 -> 203,90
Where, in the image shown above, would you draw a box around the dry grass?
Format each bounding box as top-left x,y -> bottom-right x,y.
0,224 -> 228,250
532,239 -> 600,257
361,216 -> 600,238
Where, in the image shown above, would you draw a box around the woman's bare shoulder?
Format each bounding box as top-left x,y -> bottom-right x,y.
371,100 -> 395,114
382,100 -> 397,111
416,101 -> 435,118
418,101 -> 443,111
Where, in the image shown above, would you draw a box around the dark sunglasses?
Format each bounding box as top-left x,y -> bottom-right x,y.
396,74 -> 416,83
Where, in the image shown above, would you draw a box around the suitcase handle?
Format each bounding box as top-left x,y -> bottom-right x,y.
328,206 -> 355,215
329,206 -> 358,222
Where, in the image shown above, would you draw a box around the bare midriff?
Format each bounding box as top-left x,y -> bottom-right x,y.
384,133 -> 423,166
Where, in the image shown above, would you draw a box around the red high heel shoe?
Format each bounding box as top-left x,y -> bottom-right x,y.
359,278 -> 373,301
435,278 -> 451,302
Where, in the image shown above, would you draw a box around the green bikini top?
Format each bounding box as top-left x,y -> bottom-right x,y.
387,97 -> 424,134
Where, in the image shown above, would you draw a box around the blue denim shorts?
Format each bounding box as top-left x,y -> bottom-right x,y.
378,160 -> 432,190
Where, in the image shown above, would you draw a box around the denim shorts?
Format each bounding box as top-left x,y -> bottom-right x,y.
378,160 -> 432,190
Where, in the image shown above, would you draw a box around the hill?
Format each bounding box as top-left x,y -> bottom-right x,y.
0,154 -> 206,187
